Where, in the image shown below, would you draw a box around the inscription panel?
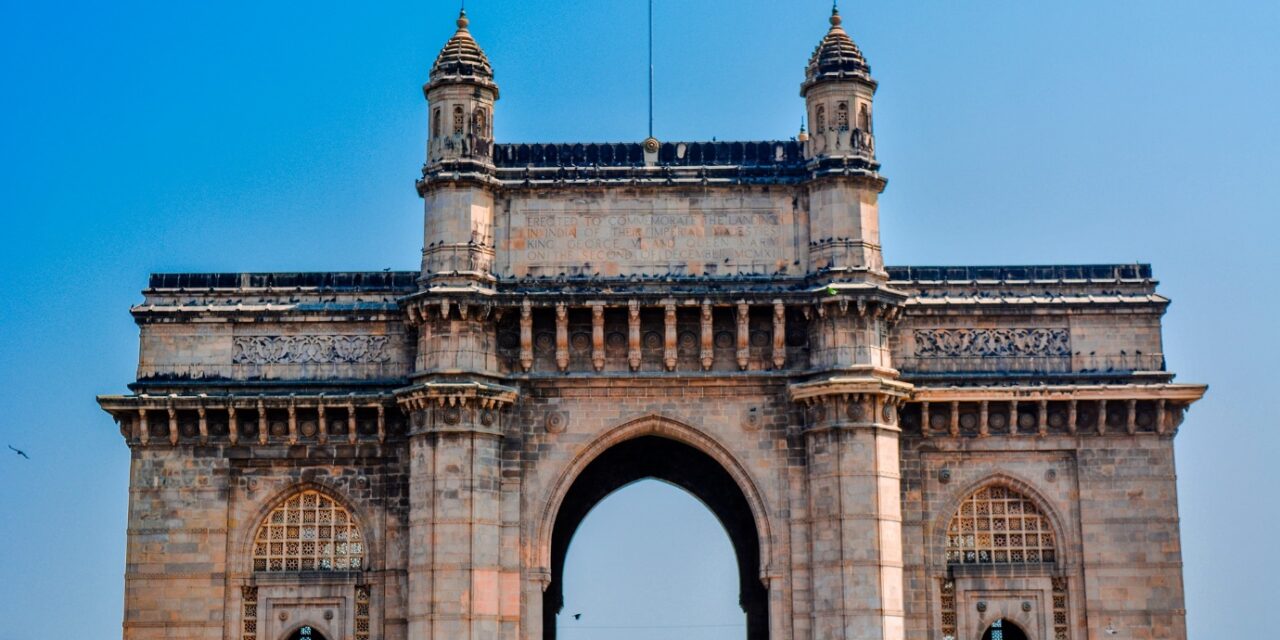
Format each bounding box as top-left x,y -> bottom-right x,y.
497,191 -> 803,277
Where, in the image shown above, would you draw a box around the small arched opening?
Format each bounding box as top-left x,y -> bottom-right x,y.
544,435 -> 768,640
284,625 -> 329,640
980,618 -> 1029,640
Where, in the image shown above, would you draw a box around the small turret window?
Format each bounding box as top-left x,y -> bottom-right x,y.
453,106 -> 464,135
858,103 -> 871,131
473,108 -> 488,139
836,102 -> 850,131
815,105 -> 826,133
432,108 -> 441,139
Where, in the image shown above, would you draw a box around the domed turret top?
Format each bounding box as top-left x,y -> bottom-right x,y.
802,6 -> 873,93
427,9 -> 496,91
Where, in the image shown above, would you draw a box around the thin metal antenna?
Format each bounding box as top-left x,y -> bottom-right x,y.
648,0 -> 654,138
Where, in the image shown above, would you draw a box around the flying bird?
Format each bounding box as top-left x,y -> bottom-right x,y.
8,445 -> 30,459
572,614 -> 582,620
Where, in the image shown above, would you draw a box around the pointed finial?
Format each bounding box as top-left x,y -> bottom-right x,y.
831,1 -> 842,26
457,8 -> 469,30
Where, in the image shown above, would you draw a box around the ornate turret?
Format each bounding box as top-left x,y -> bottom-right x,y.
801,7 -> 876,161
426,9 -> 497,93
423,9 -> 498,168
418,9 -> 499,288
799,6 -> 886,282
803,7 -> 872,91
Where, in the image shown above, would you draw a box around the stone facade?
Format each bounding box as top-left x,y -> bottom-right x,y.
99,9 -> 1205,640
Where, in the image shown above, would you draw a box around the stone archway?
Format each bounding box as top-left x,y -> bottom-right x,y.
543,435 -> 769,640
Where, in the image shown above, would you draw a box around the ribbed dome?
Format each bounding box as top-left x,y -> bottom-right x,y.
428,10 -> 495,87
803,8 -> 873,91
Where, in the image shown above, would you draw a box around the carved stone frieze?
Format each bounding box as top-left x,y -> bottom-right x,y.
232,335 -> 392,365
913,328 -> 1070,359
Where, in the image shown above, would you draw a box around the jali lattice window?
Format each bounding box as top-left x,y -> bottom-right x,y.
241,586 -> 258,640
1052,578 -> 1071,640
940,579 -> 957,638
946,486 -> 1056,565
253,490 -> 364,572
355,585 -> 372,640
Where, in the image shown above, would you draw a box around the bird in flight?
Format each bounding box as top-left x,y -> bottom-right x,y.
8,445 -> 30,459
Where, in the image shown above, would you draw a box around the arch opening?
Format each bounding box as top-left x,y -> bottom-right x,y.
980,618 -> 1028,640
284,625 -> 328,640
545,436 -> 768,640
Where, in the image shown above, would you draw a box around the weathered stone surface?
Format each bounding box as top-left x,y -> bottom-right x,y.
97,8 -> 1205,640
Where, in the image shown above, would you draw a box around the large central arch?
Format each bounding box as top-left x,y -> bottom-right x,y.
542,431 -> 770,640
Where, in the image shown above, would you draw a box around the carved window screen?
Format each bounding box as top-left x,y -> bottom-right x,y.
452,106 -> 464,135
252,490 -> 364,572
241,586 -> 258,640
815,105 -> 826,133
836,102 -> 850,130
946,486 -> 1056,565
354,585 -> 371,640
939,579 -> 957,638
1052,578 -> 1071,640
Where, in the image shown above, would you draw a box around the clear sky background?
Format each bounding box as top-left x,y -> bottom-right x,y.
1,0 -> 1277,638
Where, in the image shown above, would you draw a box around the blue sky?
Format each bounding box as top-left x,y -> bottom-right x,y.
1,0 -> 1277,637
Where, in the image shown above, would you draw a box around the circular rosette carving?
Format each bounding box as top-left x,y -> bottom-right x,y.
882,401 -> 897,424
642,331 -> 662,350
442,407 -> 462,426
846,399 -> 866,422
545,411 -> 568,434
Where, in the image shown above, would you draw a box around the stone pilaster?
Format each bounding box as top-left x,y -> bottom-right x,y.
400,383 -> 518,640
792,383 -> 910,640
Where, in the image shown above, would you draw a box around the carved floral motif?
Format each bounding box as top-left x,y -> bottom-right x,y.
232,336 -> 392,365
914,328 -> 1069,359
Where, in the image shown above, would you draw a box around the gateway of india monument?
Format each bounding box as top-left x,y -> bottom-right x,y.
98,7 -> 1206,640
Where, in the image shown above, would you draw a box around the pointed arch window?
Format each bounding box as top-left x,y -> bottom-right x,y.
452,106 -> 465,135
858,103 -> 871,131
252,489 -> 364,572
946,485 -> 1056,565
473,107 -> 488,139
815,105 -> 826,133
432,108 -> 441,139
836,102 -> 850,131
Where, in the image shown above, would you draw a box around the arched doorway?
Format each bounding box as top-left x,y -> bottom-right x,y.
544,436 -> 768,640
980,618 -> 1028,640
285,625 -> 328,640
